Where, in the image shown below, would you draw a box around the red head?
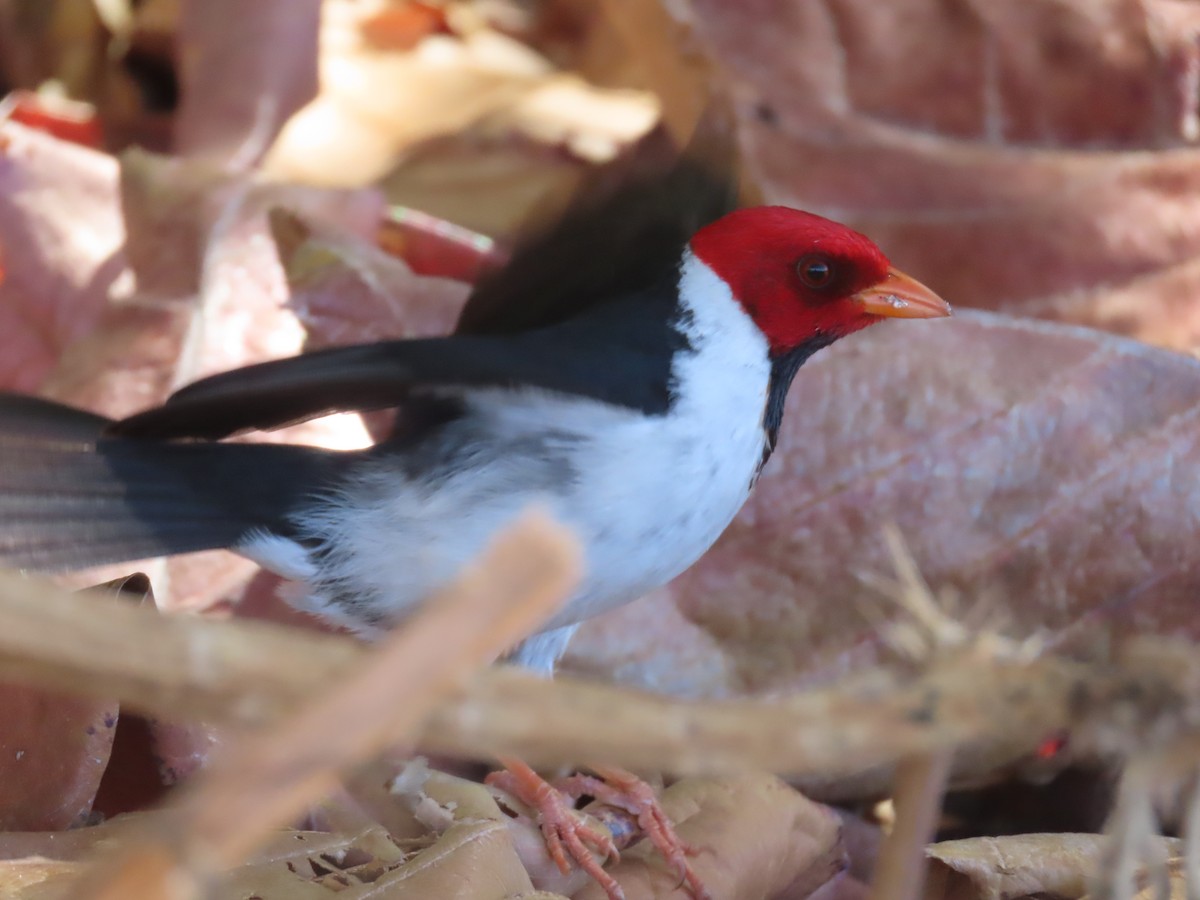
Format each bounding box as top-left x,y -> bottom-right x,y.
689,206 -> 950,354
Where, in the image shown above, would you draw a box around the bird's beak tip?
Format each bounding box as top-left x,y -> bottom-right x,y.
853,267 -> 952,320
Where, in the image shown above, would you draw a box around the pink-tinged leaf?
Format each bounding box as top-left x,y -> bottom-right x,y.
567,312 -> 1200,696
271,209 -> 469,349
670,0 -> 1200,352
45,149 -> 384,415
0,576 -> 147,830
146,718 -> 222,788
688,0 -> 1195,148
175,0 -> 321,165
0,688 -> 117,830
0,122 -> 125,393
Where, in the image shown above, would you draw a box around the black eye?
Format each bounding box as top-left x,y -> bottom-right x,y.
796,255 -> 835,289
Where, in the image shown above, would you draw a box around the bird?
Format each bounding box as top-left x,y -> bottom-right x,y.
0,130 -> 949,898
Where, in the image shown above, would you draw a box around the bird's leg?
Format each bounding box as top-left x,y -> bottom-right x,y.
555,764 -> 712,900
486,755 -> 625,900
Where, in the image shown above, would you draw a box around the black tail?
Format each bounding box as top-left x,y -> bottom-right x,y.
0,394 -> 345,571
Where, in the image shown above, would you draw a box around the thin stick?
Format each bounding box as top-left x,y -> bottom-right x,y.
68,512 -> 580,900
868,751 -> 953,900
1186,774 -> 1200,900
0,567 -> 1198,780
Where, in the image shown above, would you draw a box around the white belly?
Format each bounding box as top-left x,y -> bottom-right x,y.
242,254 -> 772,650
257,383 -> 767,636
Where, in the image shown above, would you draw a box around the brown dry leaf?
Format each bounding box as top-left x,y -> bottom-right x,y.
263,0 -> 658,212
664,0 -> 1200,352
797,874 -> 869,900
567,312 -> 1200,695
925,833 -> 1182,900
263,0 -> 553,187
1081,858 -> 1188,900
0,576 -> 151,831
117,145 -> 382,309
574,773 -> 844,900
0,814 -> 138,862
143,718 -> 221,788
220,823 -> 544,900
0,857 -> 85,899
0,0 -> 107,99
387,758 -> 605,896
175,0 -> 322,166
381,130 -> 597,241
0,812 -> 560,900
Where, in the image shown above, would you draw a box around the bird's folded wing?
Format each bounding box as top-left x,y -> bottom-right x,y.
108,330 -> 667,440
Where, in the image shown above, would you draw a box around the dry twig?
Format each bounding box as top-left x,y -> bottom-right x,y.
0,562 -> 1198,786
65,511 -> 580,900
868,750 -> 953,900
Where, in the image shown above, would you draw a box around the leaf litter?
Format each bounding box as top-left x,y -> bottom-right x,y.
2,0 -> 1200,897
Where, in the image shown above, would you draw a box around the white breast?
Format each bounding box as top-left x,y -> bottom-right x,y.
242,253 -> 772,654
536,251 -> 772,624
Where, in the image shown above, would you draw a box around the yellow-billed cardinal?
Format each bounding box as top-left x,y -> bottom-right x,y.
0,141 -> 949,899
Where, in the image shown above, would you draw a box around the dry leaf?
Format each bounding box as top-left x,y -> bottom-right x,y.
264,0 -> 658,220
575,773 -> 844,900
0,817 -> 557,900
0,857 -> 85,899
1081,858 -> 1188,900
926,833 -> 1182,900
567,312 -> 1200,694
272,209 -> 469,348
175,0 -> 322,166
382,129 -> 596,241
0,688 -> 116,831
219,823 -> 542,900
0,0 -> 106,99
664,0 -> 1200,352
0,815 -> 134,863
263,0 -> 553,187
799,874 -> 869,900
388,758 -> 608,896
0,122 -> 125,393
25,141 -> 379,421
0,576 -> 152,831
0,575 -> 156,831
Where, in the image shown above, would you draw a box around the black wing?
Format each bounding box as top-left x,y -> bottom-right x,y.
114,107 -> 738,441
456,106 -> 740,335
110,294 -> 684,440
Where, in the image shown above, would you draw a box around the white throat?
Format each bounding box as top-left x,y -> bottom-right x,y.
672,249 -> 772,410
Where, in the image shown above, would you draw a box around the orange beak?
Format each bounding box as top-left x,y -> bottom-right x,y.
851,267 -> 951,319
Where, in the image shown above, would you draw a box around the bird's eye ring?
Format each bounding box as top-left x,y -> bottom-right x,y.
796,255 -> 835,289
